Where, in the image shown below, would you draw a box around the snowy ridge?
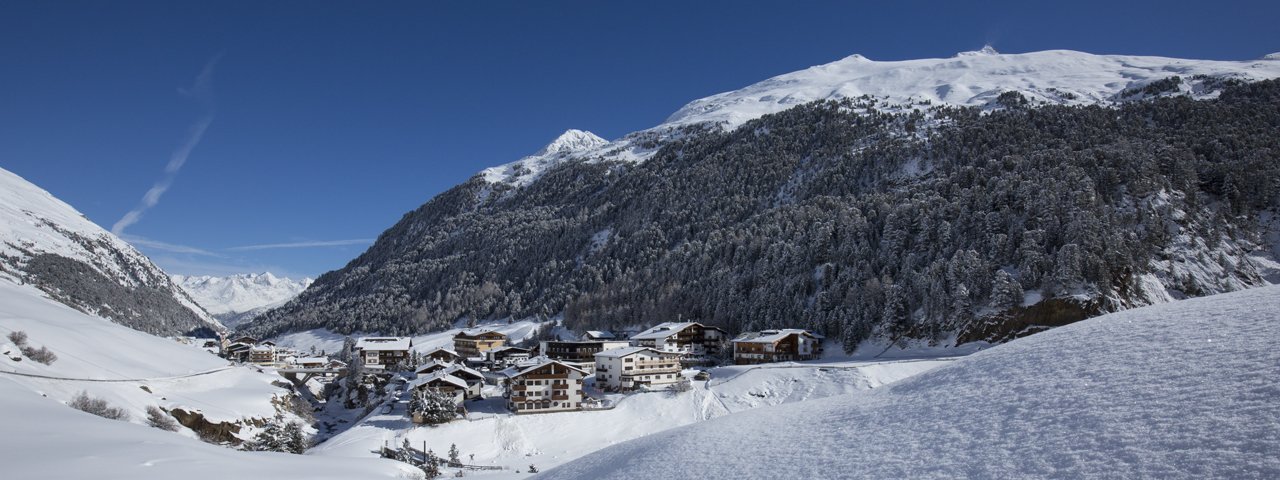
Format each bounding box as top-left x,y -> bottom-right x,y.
479,129 -> 609,187
0,167 -> 218,332
476,49 -> 1280,187
174,273 -> 312,327
542,285 -> 1280,479
663,48 -> 1280,129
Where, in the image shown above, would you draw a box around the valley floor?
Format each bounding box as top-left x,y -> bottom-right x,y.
307,356 -> 951,478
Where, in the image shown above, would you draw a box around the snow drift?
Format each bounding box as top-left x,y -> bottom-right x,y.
541,285 -> 1280,479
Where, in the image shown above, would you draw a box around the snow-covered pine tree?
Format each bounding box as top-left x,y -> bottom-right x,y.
422,449 -> 441,477
248,416 -> 286,452
448,443 -> 460,465
283,420 -> 308,454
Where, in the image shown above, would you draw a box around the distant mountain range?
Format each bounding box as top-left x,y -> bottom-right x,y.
173,273 -> 312,328
244,49 -> 1280,352
0,167 -> 221,336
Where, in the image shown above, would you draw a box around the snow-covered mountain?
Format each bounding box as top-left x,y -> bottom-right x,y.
173,273 -> 313,328
248,48 -> 1280,348
0,167 -> 220,336
482,48 -> 1280,187
542,285 -> 1280,479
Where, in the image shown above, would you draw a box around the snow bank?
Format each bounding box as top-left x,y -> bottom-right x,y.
542,285 -> 1280,479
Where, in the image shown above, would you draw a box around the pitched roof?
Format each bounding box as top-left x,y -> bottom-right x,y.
488,345 -> 531,354
630,322 -> 698,341
594,346 -> 666,359
354,337 -> 413,351
408,372 -> 468,391
414,359 -> 452,374
733,329 -> 824,344
582,330 -> 616,339
445,364 -> 485,381
503,359 -> 588,378
456,328 -> 507,339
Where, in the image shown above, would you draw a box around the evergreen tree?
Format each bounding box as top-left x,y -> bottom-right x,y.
448,443 -> 460,465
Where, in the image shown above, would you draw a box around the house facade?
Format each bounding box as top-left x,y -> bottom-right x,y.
409,372 -> 469,406
629,322 -> 730,361
485,346 -> 532,368
732,329 -> 824,365
504,360 -> 587,414
248,345 -> 276,365
354,337 -> 413,370
540,340 -> 630,365
453,329 -> 508,359
594,347 -> 683,391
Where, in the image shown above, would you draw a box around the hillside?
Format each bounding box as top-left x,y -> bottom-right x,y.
540,284 -> 1280,479
0,276 -> 424,478
0,167 -> 219,336
246,50 -> 1280,350
174,273 -> 312,328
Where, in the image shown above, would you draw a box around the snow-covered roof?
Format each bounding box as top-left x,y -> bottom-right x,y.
594,346 -> 664,359
733,329 -> 823,344
249,345 -> 274,353
582,330 -> 615,340
488,345 -> 531,354
503,359 -> 588,378
456,328 -> 507,339
408,371 -> 468,391
414,359 -> 452,374
630,322 -> 698,341
445,364 -> 485,381
293,357 -> 327,365
354,337 -> 412,351
424,347 -> 460,357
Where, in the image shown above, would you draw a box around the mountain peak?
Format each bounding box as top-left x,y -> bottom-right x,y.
1264,52 -> 1280,61
957,45 -> 1000,57
536,129 -> 609,156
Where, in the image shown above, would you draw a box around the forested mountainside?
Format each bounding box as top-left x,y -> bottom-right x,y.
0,167 -> 220,337
247,78 -> 1280,352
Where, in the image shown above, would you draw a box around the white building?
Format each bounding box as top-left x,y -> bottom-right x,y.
629,322 -> 730,359
503,360 -> 587,414
593,346 -> 683,391
353,337 -> 413,370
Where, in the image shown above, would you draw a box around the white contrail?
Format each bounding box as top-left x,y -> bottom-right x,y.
226,238 -> 376,251
112,54 -> 222,236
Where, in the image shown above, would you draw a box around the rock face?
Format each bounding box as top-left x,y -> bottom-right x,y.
0,167 -> 220,336
246,52 -> 1280,352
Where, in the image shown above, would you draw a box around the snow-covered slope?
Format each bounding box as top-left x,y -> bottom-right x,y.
0,278 -> 282,425
0,378 -> 420,480
480,48 -> 1280,187
0,277 -> 421,478
542,285 -> 1280,480
174,273 -> 312,328
0,166 -> 219,335
664,47 -> 1280,129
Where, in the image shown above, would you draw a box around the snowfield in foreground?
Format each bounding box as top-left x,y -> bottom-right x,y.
541,285 -> 1280,480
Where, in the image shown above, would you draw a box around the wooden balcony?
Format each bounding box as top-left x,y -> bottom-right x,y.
551,394 -> 569,401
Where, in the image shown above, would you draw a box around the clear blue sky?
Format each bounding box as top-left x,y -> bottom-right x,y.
2,1 -> 1277,279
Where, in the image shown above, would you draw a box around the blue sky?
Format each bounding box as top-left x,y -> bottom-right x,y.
2,1 -> 1277,279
